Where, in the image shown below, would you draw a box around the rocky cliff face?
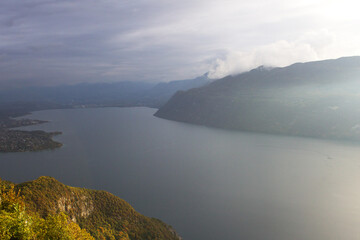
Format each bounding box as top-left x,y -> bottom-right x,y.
155,57 -> 360,141
57,195 -> 94,221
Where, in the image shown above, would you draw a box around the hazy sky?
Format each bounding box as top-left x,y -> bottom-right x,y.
1,0 -> 360,87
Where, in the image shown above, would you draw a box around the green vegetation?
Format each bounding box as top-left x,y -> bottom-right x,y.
0,180 -> 94,239
0,177 -> 181,240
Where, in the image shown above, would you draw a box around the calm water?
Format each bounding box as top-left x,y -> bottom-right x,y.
2,107 -> 360,240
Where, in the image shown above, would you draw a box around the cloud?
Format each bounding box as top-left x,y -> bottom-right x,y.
208,30 -> 339,78
0,0 -> 360,87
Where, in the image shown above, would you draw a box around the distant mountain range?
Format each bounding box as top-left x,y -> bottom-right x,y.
0,73 -> 210,110
155,56 -> 360,141
141,73 -> 210,107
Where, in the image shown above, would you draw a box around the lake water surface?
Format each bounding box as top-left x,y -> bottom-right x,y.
1,107 -> 360,240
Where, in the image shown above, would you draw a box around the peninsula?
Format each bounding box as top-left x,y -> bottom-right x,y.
0,114 -> 62,153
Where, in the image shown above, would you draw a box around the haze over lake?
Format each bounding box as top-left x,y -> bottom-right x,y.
2,107 -> 360,240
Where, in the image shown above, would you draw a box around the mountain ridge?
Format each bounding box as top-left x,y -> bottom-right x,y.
155,56 -> 360,141
0,74 -> 211,109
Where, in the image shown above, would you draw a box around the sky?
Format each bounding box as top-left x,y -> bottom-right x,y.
1,0 -> 360,88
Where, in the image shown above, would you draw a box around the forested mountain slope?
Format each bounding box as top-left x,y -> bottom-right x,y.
0,176 -> 181,240
155,57 -> 360,141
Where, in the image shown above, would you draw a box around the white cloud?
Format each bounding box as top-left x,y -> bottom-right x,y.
207,30 -> 343,78
1,0 -> 360,86
329,106 -> 339,111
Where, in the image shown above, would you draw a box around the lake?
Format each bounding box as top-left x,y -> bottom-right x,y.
1,107 -> 360,240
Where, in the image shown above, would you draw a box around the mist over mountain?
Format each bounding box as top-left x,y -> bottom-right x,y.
0,82 -> 155,106
155,56 -> 360,141
0,74 -> 210,111
141,73 -> 210,107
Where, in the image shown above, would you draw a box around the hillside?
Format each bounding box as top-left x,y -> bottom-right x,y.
1,176 -> 181,240
155,56 -> 360,141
